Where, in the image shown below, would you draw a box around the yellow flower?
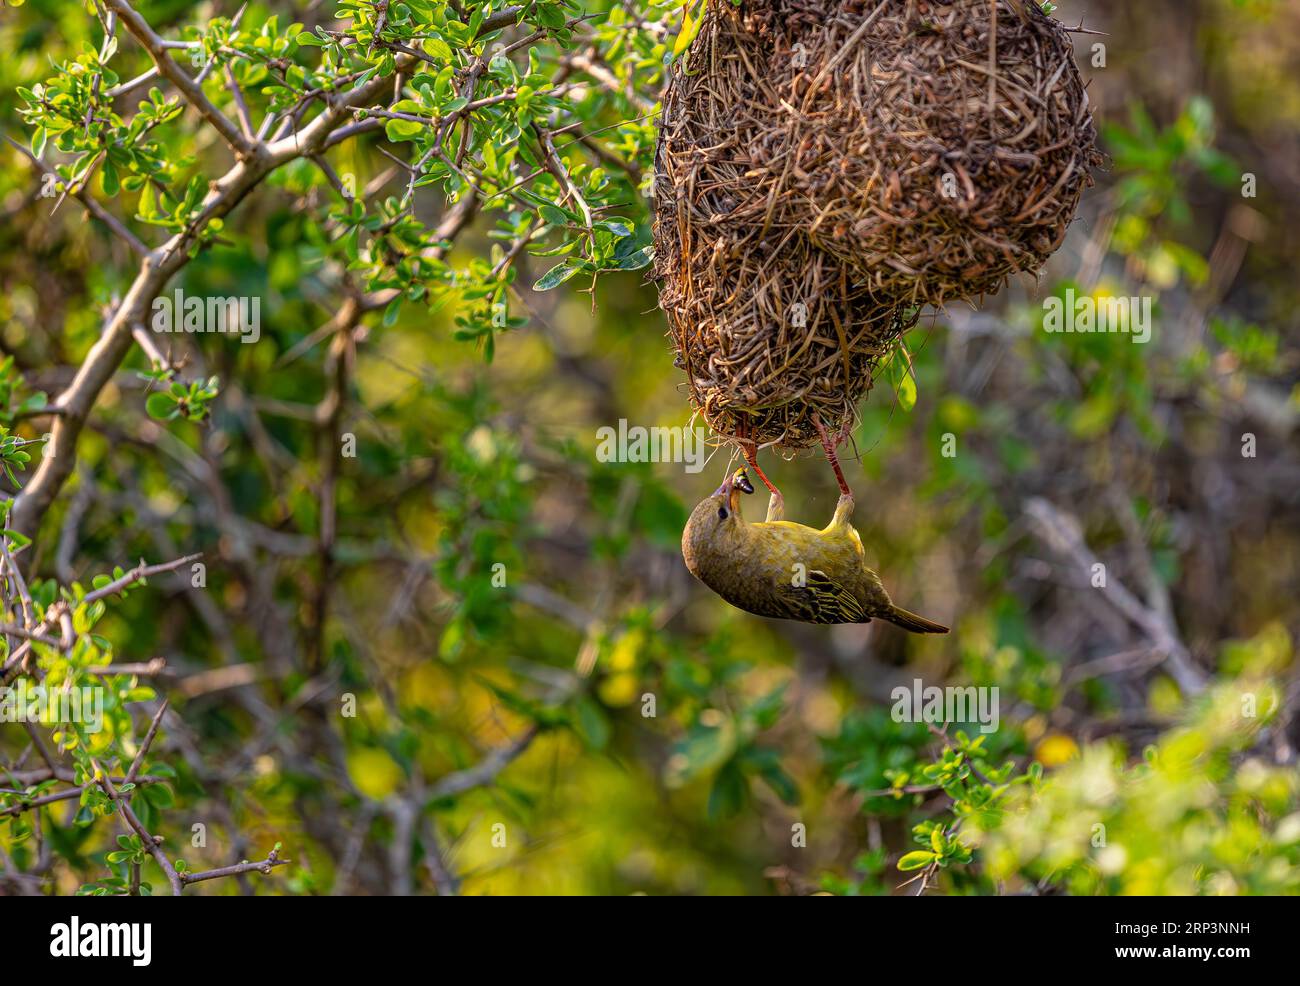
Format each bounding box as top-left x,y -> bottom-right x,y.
1035,733 -> 1080,768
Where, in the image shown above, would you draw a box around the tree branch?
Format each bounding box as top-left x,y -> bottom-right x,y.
430,725 -> 540,799
1023,497 -> 1207,694
179,848 -> 288,886
9,54 -> 414,539
2,134 -> 149,257
104,0 -> 257,158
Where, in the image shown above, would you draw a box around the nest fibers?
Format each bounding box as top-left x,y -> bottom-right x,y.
653,0 -> 1099,449
656,229 -> 919,449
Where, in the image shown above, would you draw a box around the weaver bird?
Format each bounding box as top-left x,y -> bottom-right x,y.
681,467 -> 949,633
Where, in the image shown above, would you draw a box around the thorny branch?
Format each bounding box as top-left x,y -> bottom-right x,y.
2,0 -> 656,896
1023,497 -> 1208,694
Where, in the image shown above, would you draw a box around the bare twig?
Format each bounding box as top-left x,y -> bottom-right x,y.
2,134 -> 149,257
1024,498 -> 1207,694
179,848 -> 289,885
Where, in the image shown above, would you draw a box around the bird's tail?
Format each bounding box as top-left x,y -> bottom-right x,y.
881,605 -> 949,635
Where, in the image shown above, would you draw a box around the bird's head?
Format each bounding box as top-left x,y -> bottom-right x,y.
682,467 -> 754,577
714,466 -> 755,513
690,465 -> 753,527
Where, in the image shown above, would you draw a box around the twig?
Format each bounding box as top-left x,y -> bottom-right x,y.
430,725 -> 541,798
83,553 -> 203,605
2,134 -> 149,257
105,0 -> 257,158
1024,498 -> 1207,694
179,848 -> 288,885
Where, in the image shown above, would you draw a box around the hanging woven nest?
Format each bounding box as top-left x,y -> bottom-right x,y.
653,0 -> 916,450
771,0 -> 1103,305
652,0 -> 1099,449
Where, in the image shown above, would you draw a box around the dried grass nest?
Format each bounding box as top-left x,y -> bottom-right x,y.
653,0 -> 1101,449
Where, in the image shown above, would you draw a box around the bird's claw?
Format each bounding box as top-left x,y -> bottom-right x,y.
739,419 -> 781,499
812,414 -> 852,498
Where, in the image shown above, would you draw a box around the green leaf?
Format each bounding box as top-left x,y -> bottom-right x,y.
538,204 -> 570,227
609,246 -> 652,271
2,529 -> 32,549
572,696 -> 609,751
758,761 -> 800,806
897,850 -> 937,872
145,392 -> 178,420
896,367 -> 917,411
423,37 -> 453,62
533,261 -> 579,291
100,159 -> 120,197
384,117 -> 424,142
707,760 -> 747,820
143,783 -> 174,809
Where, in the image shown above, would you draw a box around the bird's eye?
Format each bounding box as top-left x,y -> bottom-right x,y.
717,506 -> 728,520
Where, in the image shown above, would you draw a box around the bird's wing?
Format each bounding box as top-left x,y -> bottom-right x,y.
775,568 -> 869,624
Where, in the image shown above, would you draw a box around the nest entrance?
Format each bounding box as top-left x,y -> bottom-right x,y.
653,0 -> 1099,450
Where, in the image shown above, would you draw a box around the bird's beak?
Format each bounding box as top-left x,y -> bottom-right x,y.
713,467 -> 755,501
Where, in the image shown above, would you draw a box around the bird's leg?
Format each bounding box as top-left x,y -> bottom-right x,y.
739,419 -> 783,522
813,413 -> 853,499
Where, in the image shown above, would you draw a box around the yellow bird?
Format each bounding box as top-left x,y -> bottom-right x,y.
682,466 -> 949,634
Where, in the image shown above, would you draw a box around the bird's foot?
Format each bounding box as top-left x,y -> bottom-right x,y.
813,413 -> 852,498
739,420 -> 780,500
765,489 -> 785,523
831,491 -> 854,528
